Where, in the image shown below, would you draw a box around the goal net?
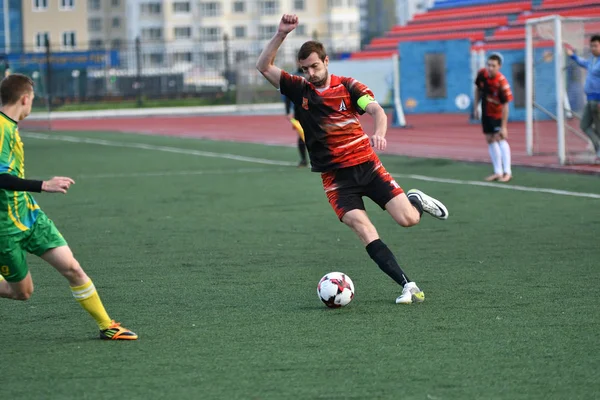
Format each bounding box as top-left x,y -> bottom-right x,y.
525,15 -> 600,164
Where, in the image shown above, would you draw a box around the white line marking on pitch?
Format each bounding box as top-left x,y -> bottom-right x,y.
23,132 -> 600,200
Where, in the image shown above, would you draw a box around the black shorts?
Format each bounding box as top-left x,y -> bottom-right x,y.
321,159 -> 404,220
481,115 -> 502,134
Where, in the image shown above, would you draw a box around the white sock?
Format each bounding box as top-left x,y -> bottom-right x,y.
488,142 -> 503,175
498,140 -> 512,175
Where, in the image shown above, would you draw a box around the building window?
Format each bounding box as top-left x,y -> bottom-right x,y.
111,39 -> 122,49
35,32 -> 50,50
328,0 -> 344,6
89,18 -> 102,32
173,2 -> 190,12
258,25 -> 277,40
296,24 -> 306,36
112,17 -> 121,28
294,0 -> 304,10
140,3 -> 162,14
174,52 -> 192,63
235,51 -> 247,62
62,31 -> 76,49
174,27 -> 192,39
89,39 -> 104,49
33,0 -> 48,11
332,22 -> 343,33
204,52 -> 222,69
145,53 -> 164,65
199,27 -> 221,42
141,28 -> 163,40
259,1 -> 278,15
232,1 -> 244,12
233,26 -> 246,38
199,2 -> 221,17
111,0 -> 120,6
88,0 -> 100,10
60,0 -> 75,10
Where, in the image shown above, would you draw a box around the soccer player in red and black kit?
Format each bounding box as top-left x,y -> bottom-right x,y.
257,14 -> 449,304
474,53 -> 514,182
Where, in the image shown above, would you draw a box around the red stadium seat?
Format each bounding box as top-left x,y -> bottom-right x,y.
412,2 -> 531,23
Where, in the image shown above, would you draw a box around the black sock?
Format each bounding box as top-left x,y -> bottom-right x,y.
408,195 -> 423,217
298,138 -> 307,162
366,239 -> 410,286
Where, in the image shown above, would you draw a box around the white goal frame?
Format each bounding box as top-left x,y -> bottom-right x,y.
525,15 -> 599,165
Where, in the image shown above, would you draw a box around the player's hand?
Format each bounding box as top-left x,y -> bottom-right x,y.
278,14 -> 298,34
371,134 -> 387,151
473,108 -> 480,120
42,176 -> 75,194
500,126 -> 508,139
563,43 -> 574,56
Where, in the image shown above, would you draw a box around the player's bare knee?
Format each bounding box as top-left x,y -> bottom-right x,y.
396,212 -> 420,228
401,213 -> 420,227
61,259 -> 86,281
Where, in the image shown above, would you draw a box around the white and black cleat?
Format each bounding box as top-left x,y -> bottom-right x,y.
407,189 -> 449,220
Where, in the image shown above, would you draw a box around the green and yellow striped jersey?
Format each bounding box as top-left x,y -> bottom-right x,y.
0,112 -> 40,236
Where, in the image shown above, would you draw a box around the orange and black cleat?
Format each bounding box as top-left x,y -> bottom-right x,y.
99,321 -> 138,340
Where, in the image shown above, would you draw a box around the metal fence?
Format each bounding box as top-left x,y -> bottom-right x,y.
1,36 -> 354,111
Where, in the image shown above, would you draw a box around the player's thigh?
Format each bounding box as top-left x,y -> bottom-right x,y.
589,101 -> 600,131
0,233 -> 31,284
580,102 -> 593,131
321,169 -> 365,221
384,193 -> 420,227
21,212 -> 82,279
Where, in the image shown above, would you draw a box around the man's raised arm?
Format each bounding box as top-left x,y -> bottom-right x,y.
256,14 -> 298,89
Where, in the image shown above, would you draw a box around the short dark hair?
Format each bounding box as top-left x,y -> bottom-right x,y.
297,41 -> 327,62
488,54 -> 502,65
0,73 -> 34,106
591,34 -> 600,43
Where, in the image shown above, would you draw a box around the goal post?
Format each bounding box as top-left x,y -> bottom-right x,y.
525,15 -> 600,165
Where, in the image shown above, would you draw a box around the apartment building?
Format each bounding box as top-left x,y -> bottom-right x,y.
87,0 -> 128,50
0,0 -> 23,53
124,0 -> 361,68
21,0 -> 89,52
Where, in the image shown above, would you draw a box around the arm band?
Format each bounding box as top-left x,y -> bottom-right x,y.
357,94 -> 376,111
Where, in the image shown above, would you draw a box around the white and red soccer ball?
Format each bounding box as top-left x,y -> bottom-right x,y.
317,272 -> 355,308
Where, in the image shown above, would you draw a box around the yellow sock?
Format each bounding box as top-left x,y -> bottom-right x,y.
71,280 -> 112,330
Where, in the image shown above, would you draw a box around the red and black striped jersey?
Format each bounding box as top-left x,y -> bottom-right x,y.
280,70 -> 377,172
475,68 -> 513,119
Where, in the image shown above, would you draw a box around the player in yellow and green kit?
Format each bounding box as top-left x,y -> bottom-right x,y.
0,74 -> 137,340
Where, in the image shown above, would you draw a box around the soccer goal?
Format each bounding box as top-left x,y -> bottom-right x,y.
525,15 -> 600,164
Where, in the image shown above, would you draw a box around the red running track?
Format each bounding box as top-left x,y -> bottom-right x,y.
24,113 -> 600,174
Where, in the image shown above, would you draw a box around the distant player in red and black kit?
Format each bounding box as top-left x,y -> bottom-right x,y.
257,14 -> 449,304
474,53 -> 514,182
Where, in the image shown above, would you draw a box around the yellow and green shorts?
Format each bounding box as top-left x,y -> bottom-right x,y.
0,212 -> 67,282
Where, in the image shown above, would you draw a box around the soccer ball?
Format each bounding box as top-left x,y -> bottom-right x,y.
317,272 -> 355,308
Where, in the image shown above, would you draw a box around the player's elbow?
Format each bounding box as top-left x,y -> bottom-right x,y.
256,61 -> 269,74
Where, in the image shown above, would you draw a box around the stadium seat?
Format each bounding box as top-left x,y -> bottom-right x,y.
412,1 -> 531,23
